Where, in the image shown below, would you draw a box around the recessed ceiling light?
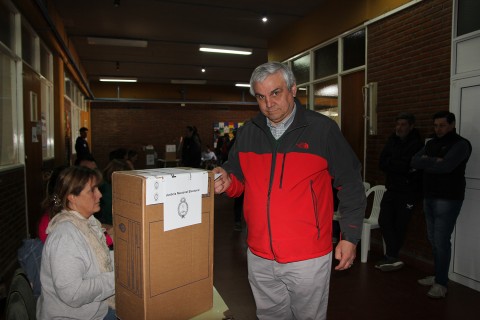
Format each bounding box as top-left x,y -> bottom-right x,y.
199,44 -> 252,55
99,77 -> 137,82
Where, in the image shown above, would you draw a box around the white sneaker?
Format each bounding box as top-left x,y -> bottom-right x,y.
427,283 -> 447,299
417,275 -> 435,286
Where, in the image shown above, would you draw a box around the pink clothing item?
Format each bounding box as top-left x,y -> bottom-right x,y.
38,212 -> 50,243
39,210 -> 114,248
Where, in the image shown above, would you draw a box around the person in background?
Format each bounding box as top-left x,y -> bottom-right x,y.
37,166 -> 116,320
96,159 -> 131,240
126,150 -> 138,170
213,62 -> 366,319
180,126 -> 202,168
75,127 -> 91,159
220,133 -> 231,164
214,130 -> 225,164
375,112 -> 423,271
109,148 -> 128,161
411,111 -> 472,299
201,145 -> 217,169
74,154 -> 98,170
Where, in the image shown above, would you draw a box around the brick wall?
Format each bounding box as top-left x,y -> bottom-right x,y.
90,102 -> 259,170
366,0 -> 452,265
0,167 -> 26,280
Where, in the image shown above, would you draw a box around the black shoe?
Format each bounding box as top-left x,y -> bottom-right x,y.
374,256 -> 404,272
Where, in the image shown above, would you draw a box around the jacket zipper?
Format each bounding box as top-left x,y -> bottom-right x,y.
310,180 -> 320,239
267,139 -> 278,260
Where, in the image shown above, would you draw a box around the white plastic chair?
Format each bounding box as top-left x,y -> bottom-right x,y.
363,181 -> 371,192
360,185 -> 386,263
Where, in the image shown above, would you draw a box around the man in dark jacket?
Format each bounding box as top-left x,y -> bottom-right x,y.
75,127 -> 91,159
411,111 -> 472,299
375,112 -> 423,272
213,62 -> 366,320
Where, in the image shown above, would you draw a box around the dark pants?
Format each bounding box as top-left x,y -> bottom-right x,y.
424,198 -> 463,286
378,190 -> 416,258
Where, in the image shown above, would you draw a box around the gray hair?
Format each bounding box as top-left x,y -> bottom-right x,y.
249,62 -> 296,96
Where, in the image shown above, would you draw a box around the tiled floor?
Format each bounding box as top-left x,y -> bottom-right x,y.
213,195 -> 480,320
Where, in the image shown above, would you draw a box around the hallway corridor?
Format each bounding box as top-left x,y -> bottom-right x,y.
213,195 -> 480,320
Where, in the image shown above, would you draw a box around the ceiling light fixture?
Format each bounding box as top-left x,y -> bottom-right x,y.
87,37 -> 148,48
199,44 -> 252,55
99,77 -> 137,82
262,13 -> 268,23
235,83 -> 250,88
201,68 -> 206,73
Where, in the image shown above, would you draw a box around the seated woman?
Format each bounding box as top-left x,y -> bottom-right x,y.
37,166 -> 116,320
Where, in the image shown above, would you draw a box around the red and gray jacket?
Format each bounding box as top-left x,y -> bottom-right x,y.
223,105 -> 366,263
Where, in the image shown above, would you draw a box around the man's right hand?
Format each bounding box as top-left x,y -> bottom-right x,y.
212,167 -> 231,194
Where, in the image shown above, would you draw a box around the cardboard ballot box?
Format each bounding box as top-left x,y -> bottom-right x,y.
112,168 -> 214,320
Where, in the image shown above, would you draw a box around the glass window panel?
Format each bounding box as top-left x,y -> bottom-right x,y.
291,54 -> 310,85
41,80 -> 54,159
343,29 -> 365,71
40,44 -> 52,80
313,79 -> 339,124
21,23 -> 34,66
0,1 -> 13,49
296,86 -> 309,109
314,41 -> 338,79
457,0 -> 480,36
0,51 -> 17,166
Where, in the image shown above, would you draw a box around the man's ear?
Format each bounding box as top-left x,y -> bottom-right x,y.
291,84 -> 297,97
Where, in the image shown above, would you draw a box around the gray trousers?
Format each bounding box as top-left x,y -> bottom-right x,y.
247,249 -> 332,320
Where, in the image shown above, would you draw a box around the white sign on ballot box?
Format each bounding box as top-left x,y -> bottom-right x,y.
130,168 -> 208,231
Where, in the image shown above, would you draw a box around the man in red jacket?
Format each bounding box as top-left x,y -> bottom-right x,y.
213,62 -> 366,320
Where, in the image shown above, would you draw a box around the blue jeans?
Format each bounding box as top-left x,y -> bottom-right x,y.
423,198 -> 463,286
104,308 -> 117,320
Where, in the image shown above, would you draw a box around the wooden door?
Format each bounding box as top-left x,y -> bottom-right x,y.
23,65 -> 43,237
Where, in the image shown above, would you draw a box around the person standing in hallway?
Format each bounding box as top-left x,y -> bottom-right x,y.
375,112 -> 423,271
411,111 -> 472,299
213,62 -> 366,320
75,127 -> 91,159
180,126 -> 202,168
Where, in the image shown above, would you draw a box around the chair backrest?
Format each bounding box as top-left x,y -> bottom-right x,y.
364,185 -> 386,225
5,268 -> 36,320
363,181 -> 371,192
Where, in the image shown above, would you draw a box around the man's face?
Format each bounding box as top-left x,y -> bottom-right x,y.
252,72 -> 297,125
81,130 -> 88,139
395,119 -> 414,139
434,117 -> 455,138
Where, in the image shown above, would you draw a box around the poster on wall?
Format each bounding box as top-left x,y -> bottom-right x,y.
213,122 -> 244,141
